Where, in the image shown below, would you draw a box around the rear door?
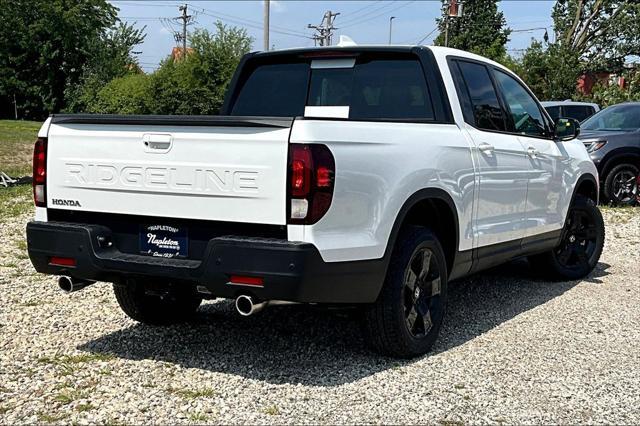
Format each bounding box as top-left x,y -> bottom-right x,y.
449,58 -> 529,248
46,117 -> 292,225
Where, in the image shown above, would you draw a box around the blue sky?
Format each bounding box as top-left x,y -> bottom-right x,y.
109,0 -> 556,72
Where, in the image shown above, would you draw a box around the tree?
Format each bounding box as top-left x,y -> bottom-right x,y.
552,0 -> 640,73
0,0 -> 120,119
65,22 -> 146,113
512,41 -> 581,100
88,74 -> 152,114
147,22 -> 253,115
434,0 -> 511,61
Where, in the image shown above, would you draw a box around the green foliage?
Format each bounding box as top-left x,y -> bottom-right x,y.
512,41 -> 581,101
552,0 -> 640,73
88,74 -> 152,114
84,22 -> 253,115
585,72 -> 640,107
65,22 -> 146,113
147,23 -> 252,115
434,0 -> 510,61
0,0 -> 119,119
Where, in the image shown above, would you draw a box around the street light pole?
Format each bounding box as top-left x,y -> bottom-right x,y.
388,16 -> 396,45
263,0 -> 270,51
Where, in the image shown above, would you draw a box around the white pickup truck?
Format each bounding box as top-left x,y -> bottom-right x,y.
27,46 -> 604,358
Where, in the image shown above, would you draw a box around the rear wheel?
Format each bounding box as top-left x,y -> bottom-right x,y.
529,195 -> 604,280
363,227 -> 447,358
113,280 -> 202,325
603,163 -> 639,206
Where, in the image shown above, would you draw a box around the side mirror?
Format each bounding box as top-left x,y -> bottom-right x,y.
554,118 -> 580,141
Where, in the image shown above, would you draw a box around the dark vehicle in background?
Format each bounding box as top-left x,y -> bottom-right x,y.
541,100 -> 600,122
578,102 -> 640,206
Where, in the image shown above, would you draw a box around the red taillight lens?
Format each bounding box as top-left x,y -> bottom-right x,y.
33,137 -> 47,207
49,256 -> 76,267
287,144 -> 335,224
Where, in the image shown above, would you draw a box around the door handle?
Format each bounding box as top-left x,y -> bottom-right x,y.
527,147 -> 539,158
478,142 -> 494,154
143,134 -> 172,152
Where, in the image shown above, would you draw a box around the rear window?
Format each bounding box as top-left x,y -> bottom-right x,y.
230,56 -> 435,121
455,60 -> 507,132
563,105 -> 596,122
231,62 -> 310,117
545,106 -> 561,121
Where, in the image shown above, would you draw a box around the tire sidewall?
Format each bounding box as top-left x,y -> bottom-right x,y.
385,227 -> 448,356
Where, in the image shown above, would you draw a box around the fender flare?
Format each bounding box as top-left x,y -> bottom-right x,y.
383,187 -> 460,261
599,147 -> 640,177
569,173 -> 599,209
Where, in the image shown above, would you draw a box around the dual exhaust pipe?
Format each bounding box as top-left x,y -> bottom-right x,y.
59,277 -> 290,317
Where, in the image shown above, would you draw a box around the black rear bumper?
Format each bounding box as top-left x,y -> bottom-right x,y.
26,221 -> 386,304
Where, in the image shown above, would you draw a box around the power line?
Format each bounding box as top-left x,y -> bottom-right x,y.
415,27 -> 438,45
340,1 -> 416,29
339,1 -> 399,26
196,9 -> 310,39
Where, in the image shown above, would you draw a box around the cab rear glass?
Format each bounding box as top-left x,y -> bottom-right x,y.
229,54 -> 436,121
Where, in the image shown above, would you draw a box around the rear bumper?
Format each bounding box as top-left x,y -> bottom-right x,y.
26,221 -> 385,304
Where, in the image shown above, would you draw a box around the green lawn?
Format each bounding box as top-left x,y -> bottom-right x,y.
0,120 -> 41,222
0,119 -> 41,176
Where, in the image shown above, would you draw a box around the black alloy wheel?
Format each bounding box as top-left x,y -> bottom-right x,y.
403,247 -> 442,338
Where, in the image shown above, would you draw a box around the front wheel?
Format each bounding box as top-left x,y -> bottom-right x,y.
603,163 -> 639,206
529,195 -> 605,280
363,227 -> 448,358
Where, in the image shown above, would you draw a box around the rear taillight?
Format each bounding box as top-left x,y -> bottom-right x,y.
33,137 -> 47,207
287,144 -> 335,224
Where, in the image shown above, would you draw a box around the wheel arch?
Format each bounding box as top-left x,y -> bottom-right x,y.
384,188 -> 460,277
573,173 -> 599,205
599,147 -> 640,178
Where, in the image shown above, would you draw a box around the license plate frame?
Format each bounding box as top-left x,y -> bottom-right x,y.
140,224 -> 188,258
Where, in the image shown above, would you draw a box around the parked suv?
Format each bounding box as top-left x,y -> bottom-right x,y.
27,46 -> 605,358
578,102 -> 640,205
541,100 -> 600,122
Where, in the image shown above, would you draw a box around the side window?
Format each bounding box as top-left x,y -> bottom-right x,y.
545,106 -> 561,122
349,59 -> 434,120
456,60 -> 507,132
493,70 -> 547,137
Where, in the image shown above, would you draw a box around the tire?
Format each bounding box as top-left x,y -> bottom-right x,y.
363,226 -> 448,358
603,163 -> 639,206
529,195 -> 605,280
113,280 -> 202,325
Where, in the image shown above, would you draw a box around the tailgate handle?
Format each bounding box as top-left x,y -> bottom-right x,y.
143,134 -> 172,152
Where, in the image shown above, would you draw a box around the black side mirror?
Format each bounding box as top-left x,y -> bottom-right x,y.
554,118 -> 580,141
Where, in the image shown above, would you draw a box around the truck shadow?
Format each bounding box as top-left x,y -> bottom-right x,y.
78,260 -> 610,387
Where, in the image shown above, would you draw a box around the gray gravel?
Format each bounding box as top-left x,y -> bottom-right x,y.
1,207 -> 639,424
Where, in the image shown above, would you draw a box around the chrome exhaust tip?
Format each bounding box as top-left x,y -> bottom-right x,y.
58,276 -> 95,294
235,295 -> 267,316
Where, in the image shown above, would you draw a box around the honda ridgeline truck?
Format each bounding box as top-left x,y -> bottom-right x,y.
27,46 -> 605,358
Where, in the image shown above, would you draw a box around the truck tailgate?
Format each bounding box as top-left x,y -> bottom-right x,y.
46,115 -> 292,225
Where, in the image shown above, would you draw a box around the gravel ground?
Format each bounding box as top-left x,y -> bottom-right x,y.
1,207 -> 639,424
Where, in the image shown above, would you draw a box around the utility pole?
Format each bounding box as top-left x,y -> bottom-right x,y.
175,4 -> 193,59
263,0 -> 270,51
308,10 -> 340,46
442,0 -> 463,47
388,16 -> 396,45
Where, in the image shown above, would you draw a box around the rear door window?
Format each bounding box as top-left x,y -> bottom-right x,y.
455,60 -> 507,132
231,62 -> 310,117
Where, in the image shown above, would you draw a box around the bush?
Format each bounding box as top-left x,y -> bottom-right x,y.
89,74 -> 152,114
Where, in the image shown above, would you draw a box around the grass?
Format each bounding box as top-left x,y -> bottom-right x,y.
188,412 -> 209,422
37,411 -> 69,423
0,119 -> 41,176
0,184 -> 32,222
263,405 -> 280,416
75,403 -> 95,413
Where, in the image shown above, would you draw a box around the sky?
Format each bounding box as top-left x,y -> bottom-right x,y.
109,0 -> 556,73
